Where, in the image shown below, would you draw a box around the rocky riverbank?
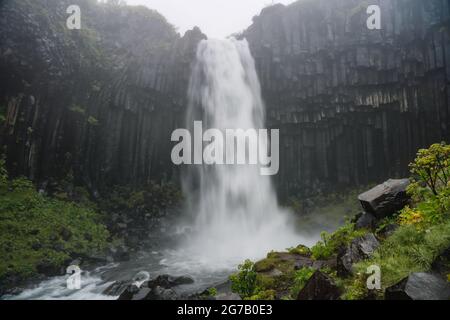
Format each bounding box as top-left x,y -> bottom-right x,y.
223,143 -> 450,300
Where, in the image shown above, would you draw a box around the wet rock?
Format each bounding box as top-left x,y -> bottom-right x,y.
385,273 -> 450,300
377,223 -> 400,238
117,284 -> 142,300
337,234 -> 380,277
109,245 -> 131,262
354,212 -> 377,230
144,286 -> 178,300
431,247 -> 450,276
149,274 -> 195,289
103,281 -> 132,297
297,271 -> 341,300
358,179 -> 410,219
116,274 -> 194,300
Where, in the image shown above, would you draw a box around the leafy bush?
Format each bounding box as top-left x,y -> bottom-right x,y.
229,260 -> 258,299
408,142 -> 450,197
401,143 -> 450,226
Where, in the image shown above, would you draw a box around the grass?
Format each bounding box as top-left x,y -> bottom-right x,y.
0,159 -> 109,285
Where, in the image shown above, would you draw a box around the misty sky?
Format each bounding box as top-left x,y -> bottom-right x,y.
125,0 -> 295,38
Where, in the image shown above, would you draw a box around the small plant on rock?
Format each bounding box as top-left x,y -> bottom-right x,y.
230,259 -> 257,299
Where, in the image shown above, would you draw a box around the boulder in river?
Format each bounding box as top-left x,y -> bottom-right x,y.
385,273 -> 450,300
115,274 -> 194,300
358,179 -> 410,219
297,271 -> 341,300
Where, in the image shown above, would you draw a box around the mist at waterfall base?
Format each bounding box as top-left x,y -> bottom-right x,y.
4,39 -> 320,300
175,38 -> 310,268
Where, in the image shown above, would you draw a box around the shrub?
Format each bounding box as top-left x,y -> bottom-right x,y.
229,260 -> 258,298
408,142 -> 450,197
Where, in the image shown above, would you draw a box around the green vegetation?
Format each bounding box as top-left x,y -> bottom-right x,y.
311,222 -> 367,260
99,182 -> 182,218
69,104 -> 86,115
0,157 -> 109,285
229,260 -> 258,299
87,116 -> 99,126
290,267 -> 315,298
350,142 -> 450,297
232,142 -> 450,300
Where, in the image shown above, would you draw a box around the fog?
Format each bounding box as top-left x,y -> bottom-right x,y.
125,0 -> 295,38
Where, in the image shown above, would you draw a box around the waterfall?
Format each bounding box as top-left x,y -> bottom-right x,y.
181,38 -> 302,266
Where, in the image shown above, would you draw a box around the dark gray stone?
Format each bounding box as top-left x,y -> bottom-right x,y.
385,273 -> 450,300
432,247 -> 450,276
297,271 -> 341,300
337,234 -> 380,276
358,179 -> 410,219
355,212 -> 377,230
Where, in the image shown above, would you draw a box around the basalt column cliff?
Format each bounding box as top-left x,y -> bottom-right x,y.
0,0 -> 205,194
1,0 -> 449,199
242,0 -> 450,198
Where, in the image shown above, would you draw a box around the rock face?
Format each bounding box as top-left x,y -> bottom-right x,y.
358,179 -> 410,218
0,0 -> 206,193
242,0 -> 450,198
337,233 -> 380,276
297,271 -> 341,300
385,273 -> 450,300
1,0 -> 450,200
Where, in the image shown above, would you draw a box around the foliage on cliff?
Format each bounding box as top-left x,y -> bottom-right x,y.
0,158 -> 109,285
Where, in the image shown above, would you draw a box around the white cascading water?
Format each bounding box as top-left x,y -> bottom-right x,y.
3,38 -> 308,300
180,38 -> 304,266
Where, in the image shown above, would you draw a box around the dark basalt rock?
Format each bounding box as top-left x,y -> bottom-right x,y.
0,0 -> 206,193
385,273 -> 450,300
431,247 -> 450,276
116,274 -> 194,300
354,212 -> 377,230
297,271 -> 341,300
242,0 -> 450,199
337,234 -> 380,277
103,280 -> 132,297
358,179 -> 410,219
149,274 -> 195,289
377,223 -> 400,239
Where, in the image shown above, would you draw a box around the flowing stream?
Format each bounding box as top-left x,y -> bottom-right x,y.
3,39 -> 312,300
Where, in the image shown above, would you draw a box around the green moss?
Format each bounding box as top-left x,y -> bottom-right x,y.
287,245 -> 311,257
0,160 -> 109,284
254,252 -> 296,273
87,116 -> 99,126
69,104 -> 86,115
247,290 -> 276,301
